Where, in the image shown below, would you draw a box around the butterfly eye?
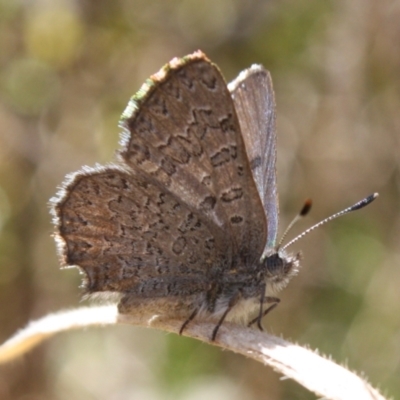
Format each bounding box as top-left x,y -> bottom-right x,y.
264,253 -> 284,276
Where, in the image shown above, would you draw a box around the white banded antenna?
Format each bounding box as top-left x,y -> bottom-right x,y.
281,193 -> 378,251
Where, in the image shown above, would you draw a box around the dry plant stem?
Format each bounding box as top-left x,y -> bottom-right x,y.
0,305 -> 387,400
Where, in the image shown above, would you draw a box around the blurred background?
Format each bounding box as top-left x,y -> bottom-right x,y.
0,0 -> 399,399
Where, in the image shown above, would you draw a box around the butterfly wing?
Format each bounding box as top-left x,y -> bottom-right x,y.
51,52 -> 269,297
118,51 -> 267,266
52,165 -> 220,295
228,65 -> 279,249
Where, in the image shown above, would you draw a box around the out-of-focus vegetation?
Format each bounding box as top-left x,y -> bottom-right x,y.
0,0 -> 399,399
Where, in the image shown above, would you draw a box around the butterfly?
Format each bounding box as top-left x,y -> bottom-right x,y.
51,51 -> 377,341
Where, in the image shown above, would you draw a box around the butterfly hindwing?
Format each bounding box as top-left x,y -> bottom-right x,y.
52,165 -> 223,294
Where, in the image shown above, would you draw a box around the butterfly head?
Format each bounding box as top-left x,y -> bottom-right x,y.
261,250 -> 302,294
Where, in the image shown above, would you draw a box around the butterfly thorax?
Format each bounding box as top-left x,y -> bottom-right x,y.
261,250 -> 301,295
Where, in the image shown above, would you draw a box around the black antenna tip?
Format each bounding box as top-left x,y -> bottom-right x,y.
300,199 -> 312,216
350,192 -> 379,211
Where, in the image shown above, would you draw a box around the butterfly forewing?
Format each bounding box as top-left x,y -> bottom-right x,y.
119,51 -> 267,266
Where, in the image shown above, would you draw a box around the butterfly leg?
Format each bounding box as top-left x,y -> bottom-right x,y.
179,308 -> 199,335
247,295 -> 280,329
211,291 -> 241,341
255,284 -> 267,331
179,280 -> 220,335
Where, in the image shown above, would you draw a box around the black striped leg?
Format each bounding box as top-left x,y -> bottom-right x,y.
179,308 -> 199,335
248,296 -> 280,329
211,291 -> 241,341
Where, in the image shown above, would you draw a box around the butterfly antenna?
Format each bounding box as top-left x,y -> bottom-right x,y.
281,193 -> 379,251
276,199 -> 312,250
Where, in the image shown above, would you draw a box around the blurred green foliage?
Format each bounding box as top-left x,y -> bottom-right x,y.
0,0 -> 399,399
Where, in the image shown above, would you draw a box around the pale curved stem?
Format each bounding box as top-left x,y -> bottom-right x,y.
0,305 -> 387,400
